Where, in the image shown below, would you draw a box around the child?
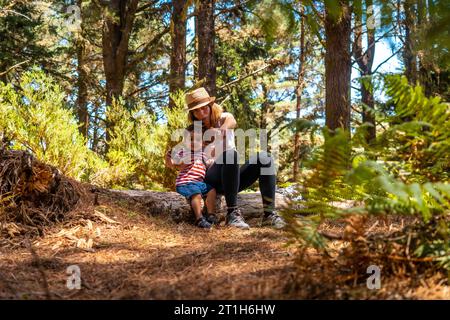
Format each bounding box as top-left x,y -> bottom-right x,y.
165,126 -> 217,229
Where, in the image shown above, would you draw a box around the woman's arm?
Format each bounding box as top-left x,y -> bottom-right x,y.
219,112 -> 237,130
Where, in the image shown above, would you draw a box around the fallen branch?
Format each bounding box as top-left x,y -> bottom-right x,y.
0,60 -> 30,77
219,59 -> 284,90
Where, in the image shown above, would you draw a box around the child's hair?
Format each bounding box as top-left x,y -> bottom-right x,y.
183,124 -> 206,148
185,124 -> 208,136
185,124 -> 195,132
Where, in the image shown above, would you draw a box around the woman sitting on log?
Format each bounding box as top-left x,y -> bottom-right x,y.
165,87 -> 286,230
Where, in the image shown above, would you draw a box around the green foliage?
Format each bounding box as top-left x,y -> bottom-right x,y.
0,70 -> 189,191
283,75 -> 450,268
96,90 -> 188,190
216,40 -> 261,129
0,1 -> 52,79
348,161 -> 450,220
247,0 -> 296,45
98,98 -> 141,188
298,128 -> 354,215
379,75 -> 450,181
0,69 -> 101,180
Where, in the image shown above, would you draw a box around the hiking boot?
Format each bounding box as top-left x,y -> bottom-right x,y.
261,213 -> 286,229
226,208 -> 250,230
195,217 -> 212,229
205,214 -> 219,225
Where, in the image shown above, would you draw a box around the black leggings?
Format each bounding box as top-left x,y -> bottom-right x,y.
204,149 -> 276,215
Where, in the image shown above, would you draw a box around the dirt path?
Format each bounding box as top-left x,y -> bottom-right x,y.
0,200 -> 297,299
1,151 -> 447,300
1,194 -> 448,300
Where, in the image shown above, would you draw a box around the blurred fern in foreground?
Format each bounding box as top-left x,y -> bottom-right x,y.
283,75 -> 450,271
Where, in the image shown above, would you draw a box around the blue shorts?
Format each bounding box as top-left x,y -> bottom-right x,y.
176,182 -> 213,199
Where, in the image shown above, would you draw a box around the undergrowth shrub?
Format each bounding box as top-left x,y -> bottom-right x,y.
0,70 -> 188,191
0,69 -> 101,180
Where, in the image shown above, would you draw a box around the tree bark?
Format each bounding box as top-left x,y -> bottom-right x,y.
92,102 -> 100,152
76,0 -> 89,140
293,5 -> 306,181
403,0 -> 417,85
196,0 -> 216,96
260,83 -> 269,129
360,78 -> 376,142
353,0 -> 376,143
169,0 -> 188,108
102,0 -> 139,147
324,1 -> 352,132
416,0 -> 431,96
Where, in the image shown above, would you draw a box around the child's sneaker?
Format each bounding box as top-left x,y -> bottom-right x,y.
205,214 -> 218,225
195,216 -> 212,229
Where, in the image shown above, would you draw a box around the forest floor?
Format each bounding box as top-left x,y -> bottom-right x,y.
0,191 -> 449,300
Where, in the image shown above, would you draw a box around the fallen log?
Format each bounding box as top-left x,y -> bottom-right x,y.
0,148 -> 295,232
100,189 -> 291,223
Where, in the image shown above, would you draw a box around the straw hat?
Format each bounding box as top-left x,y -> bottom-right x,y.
185,87 -> 216,111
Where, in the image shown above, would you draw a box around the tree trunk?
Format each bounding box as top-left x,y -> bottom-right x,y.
102,0 -> 139,148
92,102 -> 101,152
403,0 -> 417,85
416,0 -> 431,96
169,0 -> 188,108
353,0 -> 376,143
324,1 -> 352,132
260,83 -> 269,129
361,81 -> 376,142
76,0 -> 88,140
76,43 -> 89,140
196,0 -> 216,96
193,4 -> 199,81
293,5 -> 306,181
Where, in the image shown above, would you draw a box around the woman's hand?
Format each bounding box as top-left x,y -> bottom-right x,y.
205,158 -> 215,169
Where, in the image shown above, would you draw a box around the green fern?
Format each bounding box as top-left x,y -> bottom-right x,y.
380,75 -> 450,181
283,75 -> 450,269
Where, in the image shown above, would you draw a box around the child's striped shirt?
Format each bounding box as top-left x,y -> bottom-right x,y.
173,149 -> 208,186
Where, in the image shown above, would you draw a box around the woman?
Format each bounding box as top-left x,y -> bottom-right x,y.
168,87 -> 285,230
